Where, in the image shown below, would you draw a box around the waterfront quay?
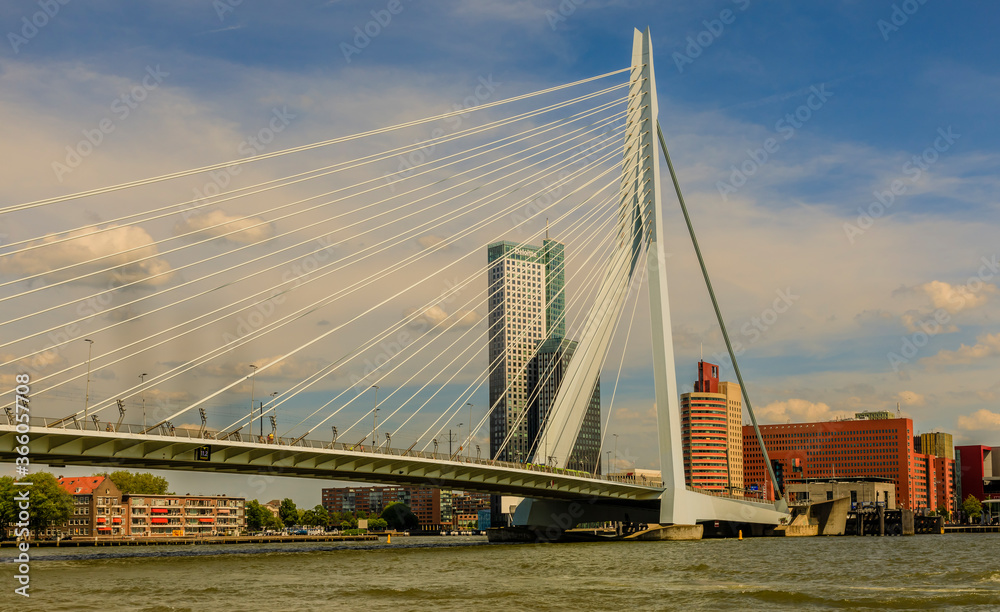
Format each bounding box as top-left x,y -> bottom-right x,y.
0,533 -> 377,548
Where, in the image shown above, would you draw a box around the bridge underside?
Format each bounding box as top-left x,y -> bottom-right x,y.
0,426 -> 662,509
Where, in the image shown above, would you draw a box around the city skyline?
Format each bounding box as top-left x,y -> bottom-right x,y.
2,3 -> 999,506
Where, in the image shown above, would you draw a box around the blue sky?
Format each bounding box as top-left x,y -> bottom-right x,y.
1,1 -> 999,505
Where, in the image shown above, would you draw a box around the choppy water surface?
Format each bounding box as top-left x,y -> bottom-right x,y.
2,533 -> 999,611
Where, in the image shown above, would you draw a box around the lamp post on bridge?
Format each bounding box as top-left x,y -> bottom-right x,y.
606,451 -> 612,477
370,384 -> 379,448
454,423 -> 463,457
139,372 -> 148,431
465,402 -> 473,458
247,364 -> 257,439
263,391 -> 277,439
83,339 -> 94,428
612,433 -> 619,474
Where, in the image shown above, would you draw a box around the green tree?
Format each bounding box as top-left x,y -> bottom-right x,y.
381,502 -> 419,531
101,471 -> 169,495
962,494 -> 983,522
278,498 -> 298,526
300,505 -> 329,528
245,500 -> 270,532
0,477 -> 17,539
367,517 -> 388,531
7,473 -> 74,538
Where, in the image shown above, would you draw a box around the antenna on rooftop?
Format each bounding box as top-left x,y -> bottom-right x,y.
896,402 -> 901,418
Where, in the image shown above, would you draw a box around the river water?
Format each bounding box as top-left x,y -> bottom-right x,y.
2,533 -> 999,611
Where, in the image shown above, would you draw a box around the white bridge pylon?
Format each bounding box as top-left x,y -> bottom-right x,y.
533,28 -> 787,526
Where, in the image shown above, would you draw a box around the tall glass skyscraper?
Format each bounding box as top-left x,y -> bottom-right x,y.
486,239 -> 599,473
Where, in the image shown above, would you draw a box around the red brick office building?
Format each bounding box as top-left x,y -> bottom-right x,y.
743,415 -> 955,512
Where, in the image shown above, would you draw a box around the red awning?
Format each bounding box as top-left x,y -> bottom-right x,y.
151,518 -> 168,524
96,517 -> 106,523
112,517 -> 122,523
151,508 -> 169,514
198,518 -> 214,523
96,527 -> 111,531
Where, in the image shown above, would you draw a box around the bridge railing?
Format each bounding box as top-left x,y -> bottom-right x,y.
687,486 -> 777,508
26,416 -> 664,487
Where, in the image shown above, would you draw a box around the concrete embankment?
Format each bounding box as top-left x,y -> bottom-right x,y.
1,534 -> 378,548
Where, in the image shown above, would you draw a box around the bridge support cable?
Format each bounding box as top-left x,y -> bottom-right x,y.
43,143 -> 621,427
375,190 -> 621,451
0,69 -> 631,217
0,103 -> 627,330
8,125 -> 626,413
0,111 -> 627,375
294,185 -> 620,447
655,120 -> 783,506
591,239 -> 648,476
0,91 -> 626,284
2,88 -> 626,259
212,148 -> 623,437
280,172 -> 622,442
135,150 -> 626,433
425,204 -> 622,458
480,217 -> 631,464
493,189 -> 652,463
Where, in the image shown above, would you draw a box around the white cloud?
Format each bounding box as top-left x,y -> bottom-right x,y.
920,280 -> 995,314
921,333 -> 1000,367
174,209 -> 275,245
0,225 -> 173,287
957,409 -> 1000,431
405,305 -> 481,331
758,398 -> 852,423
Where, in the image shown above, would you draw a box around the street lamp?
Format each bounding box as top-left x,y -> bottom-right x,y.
606,450 -> 612,477
612,433 -> 619,474
455,423 -> 464,457
248,364 -> 257,438
84,339 -> 94,428
265,391 -> 277,439
465,402 -> 474,458
370,385 -> 379,448
139,373 -> 148,430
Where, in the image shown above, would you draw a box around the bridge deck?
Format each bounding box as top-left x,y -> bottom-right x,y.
2,423 -> 664,506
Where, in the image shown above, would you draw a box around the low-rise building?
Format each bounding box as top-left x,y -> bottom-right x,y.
786,477 -> 896,509
126,494 -> 245,537
53,476 -> 125,538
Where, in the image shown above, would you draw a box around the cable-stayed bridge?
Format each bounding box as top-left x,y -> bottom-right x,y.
1,29 -> 786,533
